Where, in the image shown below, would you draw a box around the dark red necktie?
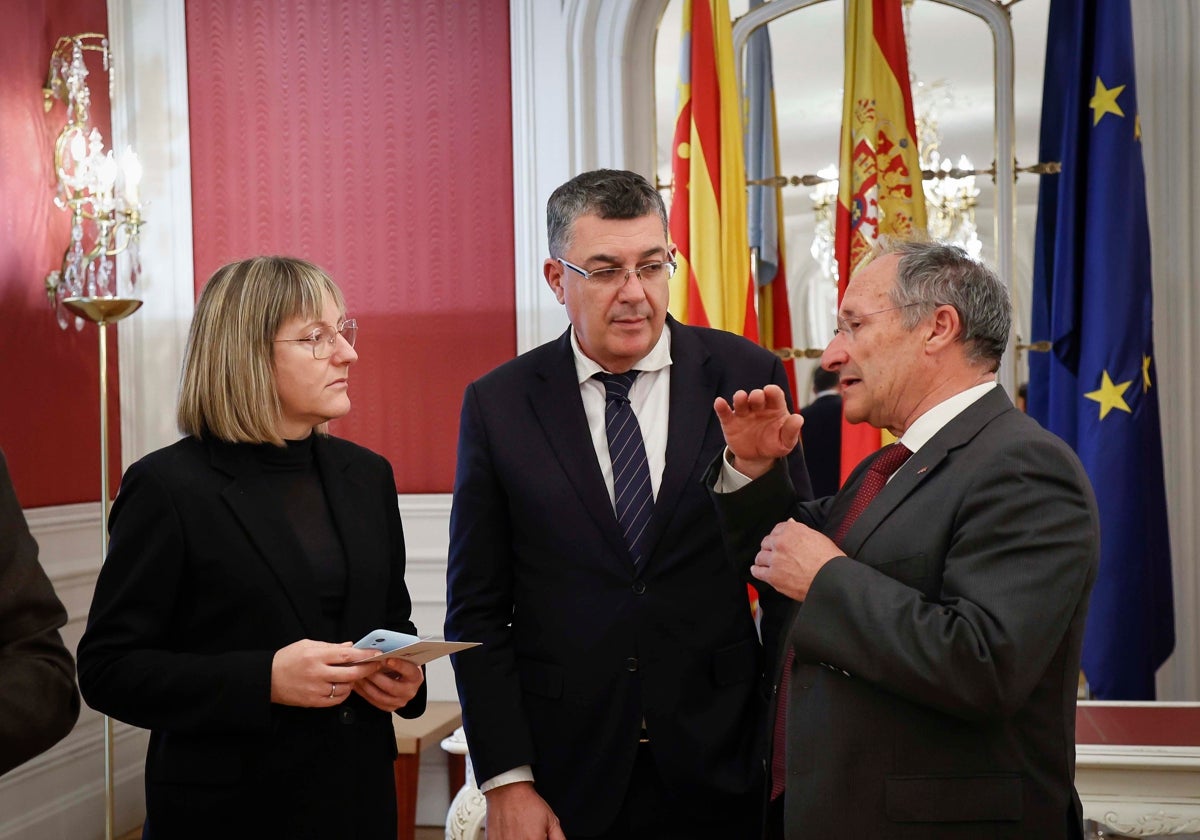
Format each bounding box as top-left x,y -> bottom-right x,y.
770,442 -> 913,800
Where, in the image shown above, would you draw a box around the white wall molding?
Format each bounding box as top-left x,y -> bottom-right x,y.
108,0 -> 195,469
509,0 -> 570,353
508,0 -> 670,355
0,723 -> 149,840
395,495 -> 456,704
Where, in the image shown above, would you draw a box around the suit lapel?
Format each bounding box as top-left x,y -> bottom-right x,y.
529,331 -> 631,559
840,387 -> 1015,553
647,320 -> 717,568
528,323 -> 725,571
212,441 -> 325,635
314,437 -> 388,639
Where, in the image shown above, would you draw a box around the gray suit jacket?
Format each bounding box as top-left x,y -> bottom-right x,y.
711,386 -> 1098,839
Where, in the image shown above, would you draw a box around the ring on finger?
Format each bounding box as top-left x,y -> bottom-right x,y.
328,683 -> 336,699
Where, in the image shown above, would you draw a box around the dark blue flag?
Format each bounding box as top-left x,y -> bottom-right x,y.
1028,0 -> 1174,699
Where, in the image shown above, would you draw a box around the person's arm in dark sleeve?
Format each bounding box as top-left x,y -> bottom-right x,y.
0,449 -> 80,776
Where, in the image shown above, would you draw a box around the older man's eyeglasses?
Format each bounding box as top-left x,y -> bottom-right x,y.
558,258 -> 676,287
274,319 -> 358,359
832,304 -> 921,341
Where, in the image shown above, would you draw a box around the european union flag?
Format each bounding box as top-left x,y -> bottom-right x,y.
1028,0 -> 1174,699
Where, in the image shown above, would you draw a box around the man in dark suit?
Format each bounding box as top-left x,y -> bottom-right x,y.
445,169 -> 810,840
0,447 -> 80,777
709,239 -> 1099,839
798,366 -> 842,496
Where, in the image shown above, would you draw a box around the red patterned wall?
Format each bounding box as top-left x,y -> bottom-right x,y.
0,0 -> 119,508
185,0 -> 516,493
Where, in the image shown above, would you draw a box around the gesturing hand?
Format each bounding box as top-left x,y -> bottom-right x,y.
713,384 -> 804,479
750,518 -> 842,601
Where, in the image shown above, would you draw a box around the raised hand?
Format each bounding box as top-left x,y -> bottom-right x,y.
713,384 -> 803,479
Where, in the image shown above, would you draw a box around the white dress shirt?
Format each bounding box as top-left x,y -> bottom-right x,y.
572,326 -> 672,507
480,326 -> 674,793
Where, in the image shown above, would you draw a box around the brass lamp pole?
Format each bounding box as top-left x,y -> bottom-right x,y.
61,298 -> 141,840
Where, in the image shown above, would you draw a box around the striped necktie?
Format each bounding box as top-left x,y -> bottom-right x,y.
596,371 -> 654,568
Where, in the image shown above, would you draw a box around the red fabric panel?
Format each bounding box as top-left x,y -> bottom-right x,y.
1076,704 -> 1200,747
0,0 -> 119,508
186,0 -> 516,493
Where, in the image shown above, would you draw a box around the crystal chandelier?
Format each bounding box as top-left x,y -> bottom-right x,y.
808,165 -> 840,280
912,79 -> 982,259
43,33 -> 144,330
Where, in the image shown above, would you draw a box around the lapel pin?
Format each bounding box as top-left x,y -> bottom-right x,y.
916,466 -> 929,475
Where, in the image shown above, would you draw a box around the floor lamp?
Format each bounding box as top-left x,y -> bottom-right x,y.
43,34 -> 146,840
62,298 -> 142,840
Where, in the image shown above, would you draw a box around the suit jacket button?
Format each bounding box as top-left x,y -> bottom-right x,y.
632,580 -> 646,595
339,707 -> 355,724
625,657 -> 639,672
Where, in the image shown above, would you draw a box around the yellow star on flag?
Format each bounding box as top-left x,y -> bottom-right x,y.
1135,113 -> 1142,141
1090,76 -> 1126,126
1084,370 -> 1133,419
1142,354 -> 1152,392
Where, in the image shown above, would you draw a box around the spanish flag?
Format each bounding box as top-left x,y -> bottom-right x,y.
834,0 -> 927,481
668,0 -> 757,340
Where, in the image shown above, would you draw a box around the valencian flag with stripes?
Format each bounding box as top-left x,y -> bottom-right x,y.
745,0 -> 797,400
669,0 -> 760,618
1028,0 -> 1173,699
668,0 -> 758,340
834,0 -> 927,482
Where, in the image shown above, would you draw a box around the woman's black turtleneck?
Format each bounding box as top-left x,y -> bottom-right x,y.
253,436 -> 347,632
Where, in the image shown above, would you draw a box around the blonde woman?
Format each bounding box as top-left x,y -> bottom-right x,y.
78,256 -> 424,839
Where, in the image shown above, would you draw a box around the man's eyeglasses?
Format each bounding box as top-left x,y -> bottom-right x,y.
558,258 -> 676,287
833,304 -> 921,341
274,319 -> 358,359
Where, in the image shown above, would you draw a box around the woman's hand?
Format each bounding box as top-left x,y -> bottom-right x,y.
270,639 -> 382,707
353,659 -> 424,713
